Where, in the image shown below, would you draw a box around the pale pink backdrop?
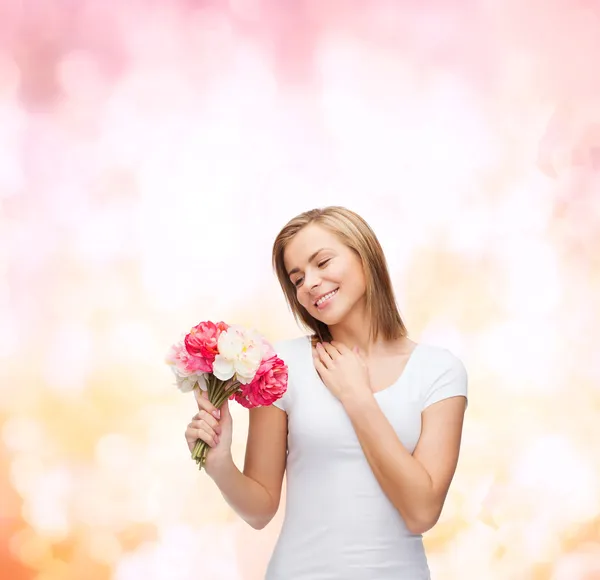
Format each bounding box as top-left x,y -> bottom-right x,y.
1,1 -> 600,579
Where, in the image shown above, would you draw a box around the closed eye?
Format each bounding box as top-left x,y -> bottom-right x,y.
291,258 -> 331,288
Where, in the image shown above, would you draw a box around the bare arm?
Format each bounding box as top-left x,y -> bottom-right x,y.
208,405 -> 287,530
343,394 -> 466,534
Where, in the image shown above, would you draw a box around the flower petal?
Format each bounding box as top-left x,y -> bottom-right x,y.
196,374 -> 208,391
217,328 -> 244,359
212,355 -> 235,381
235,358 -> 260,382
177,376 -> 197,393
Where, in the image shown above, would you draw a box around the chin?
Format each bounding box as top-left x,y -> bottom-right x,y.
311,306 -> 347,327
315,297 -> 365,328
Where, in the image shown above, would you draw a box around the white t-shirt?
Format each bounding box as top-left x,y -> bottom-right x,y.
265,335 -> 468,580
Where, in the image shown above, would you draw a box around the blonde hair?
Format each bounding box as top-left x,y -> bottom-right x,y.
272,206 -> 407,343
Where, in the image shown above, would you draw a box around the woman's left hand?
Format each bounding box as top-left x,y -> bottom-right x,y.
312,341 -> 373,404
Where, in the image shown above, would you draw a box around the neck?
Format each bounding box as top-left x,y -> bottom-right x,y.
327,301 -> 380,356
327,300 -> 410,357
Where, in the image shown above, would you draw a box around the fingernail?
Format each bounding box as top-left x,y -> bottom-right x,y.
215,436 -> 220,445
212,410 -> 220,419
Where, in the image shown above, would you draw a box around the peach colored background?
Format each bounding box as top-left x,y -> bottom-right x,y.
2,2 -> 600,579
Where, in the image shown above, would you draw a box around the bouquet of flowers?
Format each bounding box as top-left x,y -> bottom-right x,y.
166,321 -> 288,470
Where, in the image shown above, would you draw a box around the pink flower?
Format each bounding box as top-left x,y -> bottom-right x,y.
184,321 -> 228,371
232,354 -> 288,409
166,341 -> 210,374
259,338 -> 276,360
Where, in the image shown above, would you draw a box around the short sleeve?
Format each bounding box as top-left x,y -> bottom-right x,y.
271,340 -> 293,413
272,395 -> 287,412
422,353 -> 468,410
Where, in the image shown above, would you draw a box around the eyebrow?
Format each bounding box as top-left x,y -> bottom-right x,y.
287,248 -> 332,277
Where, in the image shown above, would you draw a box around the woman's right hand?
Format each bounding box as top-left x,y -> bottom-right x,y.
185,389 -> 234,476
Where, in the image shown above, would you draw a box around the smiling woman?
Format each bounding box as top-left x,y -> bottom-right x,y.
272,207 -> 408,346
190,206 -> 468,580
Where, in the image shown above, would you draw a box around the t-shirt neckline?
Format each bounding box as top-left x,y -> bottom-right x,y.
303,335 -> 420,397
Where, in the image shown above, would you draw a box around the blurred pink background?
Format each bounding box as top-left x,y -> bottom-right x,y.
2,1 -> 600,579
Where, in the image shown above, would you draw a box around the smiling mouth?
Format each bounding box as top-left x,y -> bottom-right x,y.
315,288 -> 339,308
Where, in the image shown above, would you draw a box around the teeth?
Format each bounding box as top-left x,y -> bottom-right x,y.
316,289 -> 338,306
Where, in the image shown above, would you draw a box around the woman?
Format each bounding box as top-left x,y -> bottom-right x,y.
185,206 -> 468,579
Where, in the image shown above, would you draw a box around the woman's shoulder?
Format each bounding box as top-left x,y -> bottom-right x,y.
414,342 -> 468,378
272,335 -> 311,365
413,342 -> 469,408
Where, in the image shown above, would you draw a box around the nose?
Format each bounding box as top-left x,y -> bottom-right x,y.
303,268 -> 321,291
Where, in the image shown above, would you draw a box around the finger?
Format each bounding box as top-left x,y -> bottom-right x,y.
220,398 -> 231,418
194,387 -> 208,403
187,421 -> 218,443
311,344 -> 319,358
313,356 -> 327,377
194,393 -> 221,419
186,426 -> 215,448
321,342 -> 340,360
192,409 -> 219,426
330,341 -> 351,355
191,413 -> 221,434
194,388 -> 203,408
194,426 -> 218,448
194,387 -> 211,409
315,342 -> 333,367
312,344 -> 327,369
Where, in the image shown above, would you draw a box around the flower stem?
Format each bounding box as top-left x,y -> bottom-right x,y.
192,378 -> 241,471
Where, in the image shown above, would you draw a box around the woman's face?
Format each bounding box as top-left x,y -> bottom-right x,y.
283,223 -> 367,327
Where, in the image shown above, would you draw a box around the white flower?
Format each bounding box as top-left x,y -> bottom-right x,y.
212,325 -> 264,384
174,371 -> 207,393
